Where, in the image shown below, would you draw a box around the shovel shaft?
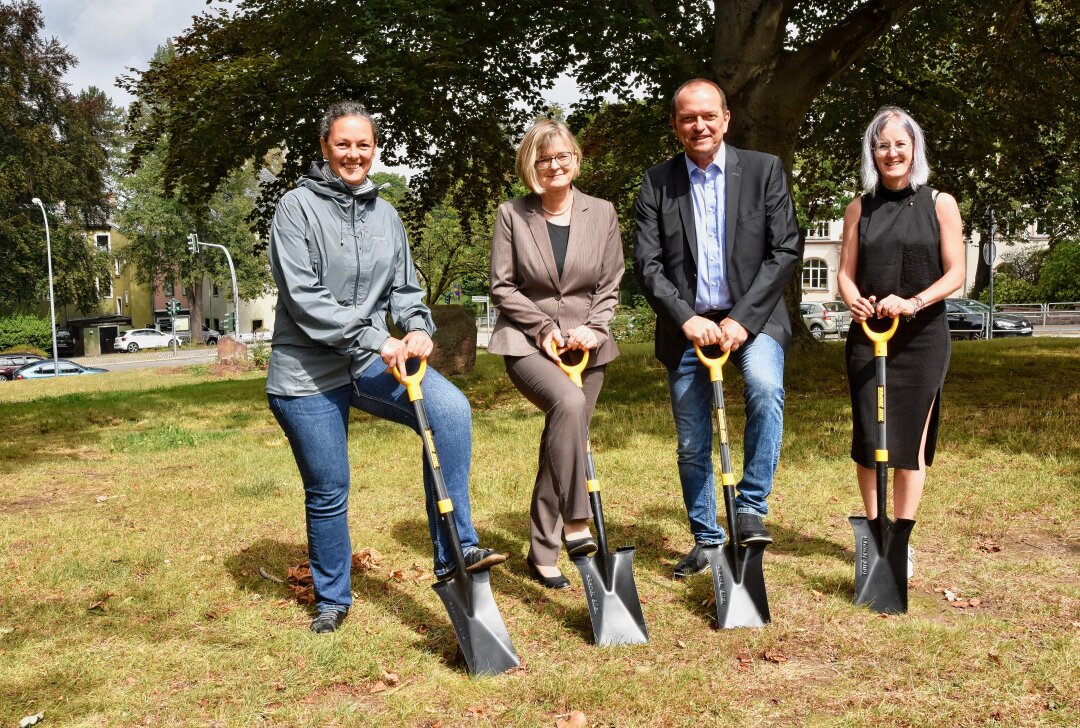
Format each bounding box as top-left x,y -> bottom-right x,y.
584,439 -> 609,554
392,360 -> 470,574
711,380 -> 740,552
411,398 -> 470,573
874,353 -> 889,525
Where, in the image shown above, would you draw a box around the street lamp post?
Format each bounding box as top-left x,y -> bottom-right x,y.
30,198 -> 59,377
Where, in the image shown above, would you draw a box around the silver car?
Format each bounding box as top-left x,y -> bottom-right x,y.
800,301 -> 852,340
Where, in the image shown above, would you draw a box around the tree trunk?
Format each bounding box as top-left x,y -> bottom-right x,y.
191,280 -> 204,344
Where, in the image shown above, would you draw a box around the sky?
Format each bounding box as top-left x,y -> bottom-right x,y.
33,0 -> 582,177
36,0 -> 224,106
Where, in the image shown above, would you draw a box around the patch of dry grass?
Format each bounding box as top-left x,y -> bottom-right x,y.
0,339 -> 1077,726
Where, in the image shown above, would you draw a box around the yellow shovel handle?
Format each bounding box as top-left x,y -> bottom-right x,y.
390,357 -> 427,402
549,338 -> 588,388
860,316 -> 899,357
693,342 -> 730,382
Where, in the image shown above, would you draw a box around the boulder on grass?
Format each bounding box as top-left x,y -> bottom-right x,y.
216,336 -> 249,364
428,305 -> 476,375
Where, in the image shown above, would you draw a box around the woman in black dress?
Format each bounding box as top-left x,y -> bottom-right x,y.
837,107 -> 965,572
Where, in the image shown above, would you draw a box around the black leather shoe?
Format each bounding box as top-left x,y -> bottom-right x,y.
673,544 -> 711,578
563,535 -> 597,558
526,559 -> 571,590
310,609 -> 348,634
737,513 -> 773,544
463,547 -> 509,573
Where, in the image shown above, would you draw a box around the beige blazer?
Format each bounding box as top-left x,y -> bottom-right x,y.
488,188 -> 624,366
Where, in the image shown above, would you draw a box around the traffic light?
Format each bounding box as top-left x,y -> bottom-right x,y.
187,234 -> 199,254
167,298 -> 180,315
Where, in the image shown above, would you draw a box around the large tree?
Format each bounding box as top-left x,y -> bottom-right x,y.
1,1 -> 117,313
125,0 -> 1079,326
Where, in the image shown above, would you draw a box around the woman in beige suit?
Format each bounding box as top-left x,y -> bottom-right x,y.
489,120 -> 624,589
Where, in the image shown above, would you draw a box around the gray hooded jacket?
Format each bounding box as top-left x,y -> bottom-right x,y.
266,162 -> 435,396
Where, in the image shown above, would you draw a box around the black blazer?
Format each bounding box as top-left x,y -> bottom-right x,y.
632,147 -> 803,369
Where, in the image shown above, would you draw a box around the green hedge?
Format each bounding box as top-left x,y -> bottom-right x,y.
0,314 -> 53,352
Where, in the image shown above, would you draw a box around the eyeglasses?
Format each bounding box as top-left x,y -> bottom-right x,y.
873,141 -> 910,156
535,152 -> 575,170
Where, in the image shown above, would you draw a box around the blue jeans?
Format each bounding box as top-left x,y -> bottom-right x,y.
268,363 -> 479,612
667,333 -> 785,544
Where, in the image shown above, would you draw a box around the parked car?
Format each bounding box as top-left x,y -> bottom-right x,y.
800,301 -> 852,340
159,322 -> 220,345
113,328 -> 182,353
55,328 -> 75,356
0,353 -> 44,381
12,359 -> 108,379
945,298 -> 1034,339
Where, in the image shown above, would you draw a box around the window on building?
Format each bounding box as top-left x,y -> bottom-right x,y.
124,290 -> 129,304
165,279 -> 175,296
213,284 -> 220,297
116,298 -> 123,315
95,233 -> 110,252
183,286 -> 192,297
113,258 -> 120,276
252,319 -> 264,332
213,318 -> 221,330
100,276 -> 113,298
804,221 -> 829,239
802,258 -> 828,290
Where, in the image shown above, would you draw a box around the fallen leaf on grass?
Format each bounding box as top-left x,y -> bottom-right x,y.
464,706 -> 485,718
352,547 -> 384,571
764,649 -> 789,664
369,681 -> 387,694
555,710 -> 588,727
0,626 -> 14,636
976,538 -> 1002,553
735,650 -> 754,671
676,639 -> 687,649
381,670 -> 400,686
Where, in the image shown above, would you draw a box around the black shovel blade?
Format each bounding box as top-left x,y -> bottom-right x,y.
571,547 -> 649,647
432,569 -> 519,676
850,516 -> 916,614
702,543 -> 771,629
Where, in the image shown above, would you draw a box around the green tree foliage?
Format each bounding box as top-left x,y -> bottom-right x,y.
1035,240 -> 1080,302
1,1 -> 118,312
797,0 -> 1080,297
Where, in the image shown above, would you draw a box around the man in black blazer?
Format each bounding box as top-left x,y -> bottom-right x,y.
633,78 -> 802,578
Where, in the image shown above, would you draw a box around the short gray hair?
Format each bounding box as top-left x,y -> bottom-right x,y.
319,100 -> 379,146
860,106 -> 930,194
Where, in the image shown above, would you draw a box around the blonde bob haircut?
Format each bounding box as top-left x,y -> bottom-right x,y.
515,120 -> 582,195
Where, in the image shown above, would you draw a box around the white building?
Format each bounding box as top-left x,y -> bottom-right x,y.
800,219 -> 1049,304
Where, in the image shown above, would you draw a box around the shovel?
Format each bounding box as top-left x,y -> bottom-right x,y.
550,343 -> 648,647
393,358 -> 520,676
849,317 -> 914,614
694,343 -> 771,629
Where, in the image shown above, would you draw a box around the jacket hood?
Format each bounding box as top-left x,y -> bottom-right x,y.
297,160 -> 381,203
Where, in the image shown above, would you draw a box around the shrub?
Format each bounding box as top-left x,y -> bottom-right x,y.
0,314 -> 53,351
611,296 -> 656,343
250,341 -> 270,369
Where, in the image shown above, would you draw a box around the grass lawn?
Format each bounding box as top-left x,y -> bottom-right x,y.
1,339 -> 1077,726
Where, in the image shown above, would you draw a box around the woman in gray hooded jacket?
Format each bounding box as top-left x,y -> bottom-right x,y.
266,101 -> 507,634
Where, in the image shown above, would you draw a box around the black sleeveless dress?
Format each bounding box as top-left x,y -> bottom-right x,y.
845,184 -> 951,470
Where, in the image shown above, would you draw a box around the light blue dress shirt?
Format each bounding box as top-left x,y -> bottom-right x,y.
686,145 -> 733,313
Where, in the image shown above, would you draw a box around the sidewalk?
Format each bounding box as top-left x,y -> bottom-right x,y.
71,347 -> 218,367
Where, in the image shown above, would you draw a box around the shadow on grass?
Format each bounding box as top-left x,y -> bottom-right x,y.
223,538 -> 460,670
